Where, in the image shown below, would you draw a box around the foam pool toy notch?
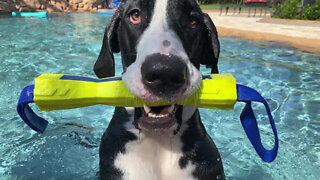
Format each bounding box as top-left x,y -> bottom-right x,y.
17,73 -> 279,162
12,11 -> 48,18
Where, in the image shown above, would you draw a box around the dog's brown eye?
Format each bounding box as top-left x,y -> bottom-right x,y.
189,17 -> 198,29
130,10 -> 141,24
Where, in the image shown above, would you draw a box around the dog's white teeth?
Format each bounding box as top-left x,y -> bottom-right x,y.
147,113 -> 169,118
160,113 -> 169,117
148,113 -> 156,118
144,104 -> 174,118
168,104 -> 175,113
143,104 -> 151,114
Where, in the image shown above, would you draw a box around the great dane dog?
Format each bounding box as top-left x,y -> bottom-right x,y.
94,0 -> 224,179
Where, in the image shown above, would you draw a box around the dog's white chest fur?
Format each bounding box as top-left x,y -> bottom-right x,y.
113,121 -> 196,180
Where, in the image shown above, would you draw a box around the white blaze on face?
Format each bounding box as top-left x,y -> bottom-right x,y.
122,0 -> 202,102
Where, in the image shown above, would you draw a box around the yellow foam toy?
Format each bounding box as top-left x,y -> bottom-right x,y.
33,73 -> 237,111
17,73 -> 279,163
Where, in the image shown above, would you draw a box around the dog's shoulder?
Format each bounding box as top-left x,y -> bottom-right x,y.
100,107 -> 138,155
99,107 -> 138,180
178,110 -> 225,180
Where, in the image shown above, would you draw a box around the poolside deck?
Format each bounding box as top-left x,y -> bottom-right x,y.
206,11 -> 320,53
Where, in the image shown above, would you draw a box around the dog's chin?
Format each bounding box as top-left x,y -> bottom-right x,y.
134,104 -> 182,134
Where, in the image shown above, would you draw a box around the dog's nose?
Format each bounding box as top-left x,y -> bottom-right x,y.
141,53 -> 188,96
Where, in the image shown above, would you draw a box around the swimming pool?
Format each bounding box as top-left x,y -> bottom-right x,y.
0,13 -> 319,179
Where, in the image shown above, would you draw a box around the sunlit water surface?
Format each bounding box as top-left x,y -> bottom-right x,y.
0,13 -> 319,179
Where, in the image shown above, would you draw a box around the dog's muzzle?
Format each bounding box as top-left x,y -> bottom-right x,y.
132,53 -> 188,133
141,53 -> 188,98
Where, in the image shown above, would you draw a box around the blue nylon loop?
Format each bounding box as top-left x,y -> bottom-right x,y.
17,85 -> 48,133
236,84 -> 279,162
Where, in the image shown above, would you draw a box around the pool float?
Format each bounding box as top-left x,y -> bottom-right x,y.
96,9 -> 116,15
12,11 -> 48,18
17,73 -> 278,162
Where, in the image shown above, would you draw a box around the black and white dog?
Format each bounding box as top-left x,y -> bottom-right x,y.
94,0 -> 224,179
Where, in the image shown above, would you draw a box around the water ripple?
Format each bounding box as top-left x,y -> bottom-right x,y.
0,14 -> 319,179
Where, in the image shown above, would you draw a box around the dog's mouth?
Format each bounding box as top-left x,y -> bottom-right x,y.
134,104 -> 182,133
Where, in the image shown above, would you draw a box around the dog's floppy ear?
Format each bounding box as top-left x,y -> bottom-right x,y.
94,10 -> 121,78
201,13 -> 220,74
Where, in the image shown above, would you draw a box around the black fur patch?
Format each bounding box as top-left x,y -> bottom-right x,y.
179,109 -> 225,180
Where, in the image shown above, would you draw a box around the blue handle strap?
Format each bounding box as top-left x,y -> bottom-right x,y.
236,84 -> 279,162
15,75 -> 123,134
16,85 -> 48,133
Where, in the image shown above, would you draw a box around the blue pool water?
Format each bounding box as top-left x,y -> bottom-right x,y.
0,13 -> 319,179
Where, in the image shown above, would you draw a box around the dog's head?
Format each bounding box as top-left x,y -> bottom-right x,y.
94,0 -> 220,133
